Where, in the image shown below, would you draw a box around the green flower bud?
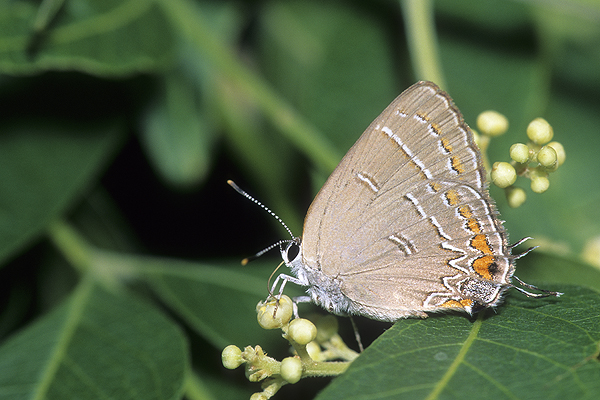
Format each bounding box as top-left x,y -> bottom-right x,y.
250,393 -> 268,400
491,162 -> 517,188
288,318 -> 317,345
305,341 -> 322,361
477,111 -> 509,137
222,345 -> 243,369
280,357 -> 303,384
537,145 -> 557,168
547,141 -> 566,166
527,118 -> 553,145
510,143 -> 530,164
531,176 -> 550,193
256,295 -> 293,329
314,315 -> 339,343
506,187 -> 526,208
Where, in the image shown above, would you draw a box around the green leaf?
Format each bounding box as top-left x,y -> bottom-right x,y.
88,249 -> 307,351
440,36 -> 545,138
140,257 -> 304,350
531,1 -> 600,87
217,81 -> 305,232
0,121 -> 122,266
435,0 -> 530,31
139,68 -> 216,188
137,1 -> 245,189
246,0 -> 403,229
0,279 -> 188,400
0,0 -> 175,75
201,373 -> 251,400
256,0 -> 399,153
316,285 -> 600,400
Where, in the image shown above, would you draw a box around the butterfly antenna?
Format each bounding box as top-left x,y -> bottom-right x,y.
228,180 -> 295,239
228,180 -> 298,265
241,239 -> 294,265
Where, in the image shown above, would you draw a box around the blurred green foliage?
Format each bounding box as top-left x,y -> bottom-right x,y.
0,1 -> 599,399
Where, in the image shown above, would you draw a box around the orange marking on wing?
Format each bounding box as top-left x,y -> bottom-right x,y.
440,299 -> 462,308
473,255 -> 495,280
416,112 -> 430,122
451,156 -> 465,174
466,218 -> 481,234
471,234 -> 493,254
446,190 -> 460,206
458,205 -> 472,218
460,299 -> 474,307
440,137 -> 453,152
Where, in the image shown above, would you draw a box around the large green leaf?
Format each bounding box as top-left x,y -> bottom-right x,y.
138,256 -> 304,349
532,1 -> 600,86
0,279 -> 188,400
0,121 -> 122,265
74,247 -> 307,351
435,0 -> 530,31
139,68 -> 216,188
146,259 -> 275,349
137,1 -> 243,189
256,0 -> 399,154
317,285 -> 600,400
0,0 -> 174,75
441,36 -> 545,137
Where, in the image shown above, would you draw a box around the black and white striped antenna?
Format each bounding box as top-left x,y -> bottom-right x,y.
227,180 -> 296,265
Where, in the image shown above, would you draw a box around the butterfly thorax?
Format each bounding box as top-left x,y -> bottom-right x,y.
281,241 -> 354,316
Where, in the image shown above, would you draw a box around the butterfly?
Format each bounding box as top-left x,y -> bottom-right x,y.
235,81 -> 561,322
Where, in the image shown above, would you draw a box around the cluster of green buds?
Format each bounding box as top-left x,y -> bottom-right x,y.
474,111 -> 565,208
222,295 -> 358,400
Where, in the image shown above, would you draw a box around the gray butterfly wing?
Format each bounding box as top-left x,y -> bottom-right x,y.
300,81 -> 512,318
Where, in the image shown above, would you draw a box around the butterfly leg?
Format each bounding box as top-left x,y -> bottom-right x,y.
512,276 -> 563,298
269,273 -> 306,298
291,296 -> 312,319
268,273 -> 309,318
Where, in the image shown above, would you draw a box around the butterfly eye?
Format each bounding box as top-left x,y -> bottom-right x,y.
283,241 -> 300,264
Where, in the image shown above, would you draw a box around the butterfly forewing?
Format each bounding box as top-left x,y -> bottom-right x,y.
300,81 -> 511,315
